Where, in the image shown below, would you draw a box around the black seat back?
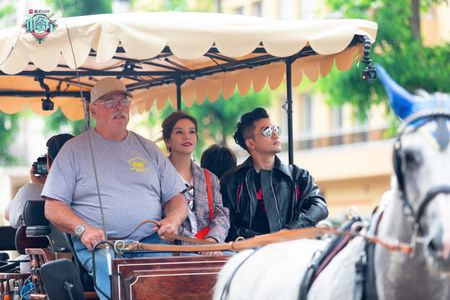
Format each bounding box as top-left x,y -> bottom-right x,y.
15,200 -> 50,254
0,226 -> 16,251
40,259 -> 85,300
0,226 -> 19,272
23,200 -> 48,226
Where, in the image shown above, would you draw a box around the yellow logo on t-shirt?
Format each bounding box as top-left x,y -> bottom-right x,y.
129,157 -> 148,173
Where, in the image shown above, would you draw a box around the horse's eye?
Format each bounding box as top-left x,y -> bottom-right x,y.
403,150 -> 422,168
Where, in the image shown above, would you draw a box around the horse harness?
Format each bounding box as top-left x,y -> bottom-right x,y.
353,110 -> 450,300
393,109 -> 450,244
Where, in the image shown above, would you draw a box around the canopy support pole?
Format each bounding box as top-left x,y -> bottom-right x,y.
285,59 -> 294,165
84,93 -> 91,130
176,78 -> 182,111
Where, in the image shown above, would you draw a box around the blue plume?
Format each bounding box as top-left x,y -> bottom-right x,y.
376,65 -> 417,119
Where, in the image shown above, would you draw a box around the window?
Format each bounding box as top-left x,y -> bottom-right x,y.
280,0 -> 294,20
252,1 -> 262,17
331,106 -> 343,145
301,94 -> 313,149
300,0 -> 317,19
302,94 -> 313,132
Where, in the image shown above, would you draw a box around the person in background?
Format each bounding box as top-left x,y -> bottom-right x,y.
162,112 -> 230,254
43,78 -> 188,300
200,144 -> 237,180
4,133 -> 74,228
221,107 -> 328,241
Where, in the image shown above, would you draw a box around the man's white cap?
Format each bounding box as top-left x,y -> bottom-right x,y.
90,78 -> 133,103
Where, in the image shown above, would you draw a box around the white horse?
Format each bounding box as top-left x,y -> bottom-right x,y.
214,66 -> 450,300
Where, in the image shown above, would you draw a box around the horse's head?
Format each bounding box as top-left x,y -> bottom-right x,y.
378,65 -> 450,272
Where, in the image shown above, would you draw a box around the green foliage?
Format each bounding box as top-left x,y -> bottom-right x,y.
0,114 -> 19,166
148,89 -> 273,157
0,3 -> 18,165
130,0 -> 215,12
45,0 -> 112,17
44,110 -> 87,136
318,0 -> 450,121
0,3 -> 15,20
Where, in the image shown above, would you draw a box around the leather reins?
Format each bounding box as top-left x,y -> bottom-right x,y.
111,220 -> 413,255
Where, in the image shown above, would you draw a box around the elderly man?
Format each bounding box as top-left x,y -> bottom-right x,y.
220,107 -> 328,241
43,78 -> 188,299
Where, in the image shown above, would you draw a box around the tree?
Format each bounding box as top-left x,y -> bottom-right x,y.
0,114 -> 19,166
0,2 -> 18,166
316,0 -> 450,120
0,2 -> 14,21
130,0 -> 215,12
45,0 -> 112,17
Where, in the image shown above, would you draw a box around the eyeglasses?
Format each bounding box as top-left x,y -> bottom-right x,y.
95,98 -> 130,109
259,125 -> 281,137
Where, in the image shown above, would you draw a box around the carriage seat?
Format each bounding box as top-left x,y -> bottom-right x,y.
18,200 -> 96,297
15,200 -> 51,255
23,200 -> 95,291
0,226 -> 19,272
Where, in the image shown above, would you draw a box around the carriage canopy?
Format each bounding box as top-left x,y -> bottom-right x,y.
0,12 -> 377,120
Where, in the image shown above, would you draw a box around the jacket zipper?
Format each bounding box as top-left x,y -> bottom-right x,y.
269,171 -> 282,230
245,172 -> 255,230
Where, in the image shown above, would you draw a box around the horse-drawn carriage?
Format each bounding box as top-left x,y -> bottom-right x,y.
9,9 -> 444,300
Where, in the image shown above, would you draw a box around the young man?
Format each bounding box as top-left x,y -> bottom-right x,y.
5,133 -> 74,228
42,78 -> 188,299
220,107 -> 328,241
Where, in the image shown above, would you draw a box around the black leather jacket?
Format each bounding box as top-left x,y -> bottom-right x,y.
220,156 -> 328,241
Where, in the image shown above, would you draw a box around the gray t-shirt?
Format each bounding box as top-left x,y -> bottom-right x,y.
42,129 -> 185,241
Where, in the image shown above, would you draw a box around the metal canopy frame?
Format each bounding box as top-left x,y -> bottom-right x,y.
0,35 -> 374,164
0,35 -> 365,98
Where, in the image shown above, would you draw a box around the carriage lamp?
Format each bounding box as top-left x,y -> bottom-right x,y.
361,36 -> 377,81
41,96 -> 54,111
362,64 -> 377,81
35,74 -> 54,110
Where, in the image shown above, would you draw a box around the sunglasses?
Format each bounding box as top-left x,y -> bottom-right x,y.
259,125 -> 281,137
96,98 -> 130,109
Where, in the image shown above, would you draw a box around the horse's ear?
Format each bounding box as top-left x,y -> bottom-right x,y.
376,65 -> 417,120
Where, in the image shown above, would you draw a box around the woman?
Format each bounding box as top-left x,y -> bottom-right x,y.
161,112 -> 230,254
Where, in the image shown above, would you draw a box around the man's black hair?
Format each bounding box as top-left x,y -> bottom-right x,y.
233,107 -> 269,151
201,144 -> 237,179
46,133 -> 74,161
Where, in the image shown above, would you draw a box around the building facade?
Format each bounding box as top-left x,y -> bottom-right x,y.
221,0 -> 449,220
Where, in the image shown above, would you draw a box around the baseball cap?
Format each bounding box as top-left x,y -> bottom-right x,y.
90,78 -> 133,104
46,133 -> 74,160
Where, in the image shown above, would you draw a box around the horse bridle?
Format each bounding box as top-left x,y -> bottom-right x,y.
393,109 -> 450,239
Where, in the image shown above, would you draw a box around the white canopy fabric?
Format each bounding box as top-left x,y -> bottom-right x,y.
0,12 -> 378,120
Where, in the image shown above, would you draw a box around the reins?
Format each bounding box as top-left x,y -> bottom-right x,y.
112,220 -> 413,255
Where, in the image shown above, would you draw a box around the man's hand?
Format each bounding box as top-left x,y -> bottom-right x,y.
30,165 -> 46,185
80,225 -> 106,251
154,217 -> 182,241
156,193 -> 188,241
